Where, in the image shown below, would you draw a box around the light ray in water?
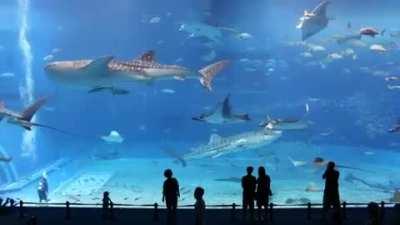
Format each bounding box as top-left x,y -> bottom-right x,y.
18,0 -> 36,160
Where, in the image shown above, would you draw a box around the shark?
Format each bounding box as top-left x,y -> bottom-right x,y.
44,50 -> 229,91
0,97 -> 47,130
181,129 -> 282,162
297,1 -> 331,41
192,94 -> 250,124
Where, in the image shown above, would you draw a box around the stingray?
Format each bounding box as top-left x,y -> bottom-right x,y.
297,1 -> 331,41
192,94 -> 250,124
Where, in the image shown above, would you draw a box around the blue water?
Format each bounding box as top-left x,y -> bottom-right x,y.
0,0 -> 400,205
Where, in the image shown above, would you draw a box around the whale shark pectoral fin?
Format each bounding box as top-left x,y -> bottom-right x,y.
83,56 -> 113,75
136,50 -> 156,62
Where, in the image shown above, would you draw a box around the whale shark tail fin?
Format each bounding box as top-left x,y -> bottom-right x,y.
199,60 -> 230,91
21,97 -> 47,122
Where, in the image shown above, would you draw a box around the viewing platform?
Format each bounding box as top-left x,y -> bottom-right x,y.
1,201 -> 399,225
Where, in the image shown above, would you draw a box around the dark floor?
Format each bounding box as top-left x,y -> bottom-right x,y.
0,206 -> 399,225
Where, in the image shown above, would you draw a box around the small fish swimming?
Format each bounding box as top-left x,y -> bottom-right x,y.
0,72 -> 15,78
88,86 -> 130,95
360,27 -> 385,37
161,88 -> 176,94
370,44 -> 387,53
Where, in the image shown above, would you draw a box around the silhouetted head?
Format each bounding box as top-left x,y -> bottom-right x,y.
103,191 -> 109,198
246,166 -> 254,175
258,166 -> 266,177
164,169 -> 173,178
194,187 -> 205,200
327,161 -> 335,170
367,202 -> 380,219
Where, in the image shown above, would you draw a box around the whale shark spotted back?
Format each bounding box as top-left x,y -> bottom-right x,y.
45,51 -> 230,91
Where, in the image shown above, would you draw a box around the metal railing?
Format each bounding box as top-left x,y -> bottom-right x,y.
10,200 -> 398,223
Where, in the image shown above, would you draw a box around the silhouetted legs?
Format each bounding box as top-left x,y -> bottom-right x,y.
242,195 -> 254,221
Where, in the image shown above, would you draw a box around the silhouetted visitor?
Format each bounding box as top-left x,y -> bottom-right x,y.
322,161 -> 341,222
162,169 -> 180,214
26,216 -> 37,225
194,187 -> 205,225
242,166 -> 256,220
37,172 -> 49,203
102,191 -> 113,220
389,204 -> 400,225
366,202 -> 380,225
256,166 -> 272,222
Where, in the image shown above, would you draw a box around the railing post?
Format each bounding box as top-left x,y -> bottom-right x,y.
269,202 -> 273,222
380,201 -> 385,223
342,201 -> 347,220
307,202 -> 311,221
230,203 -> 236,222
19,200 -> 24,218
65,201 -> 71,220
153,203 -> 159,222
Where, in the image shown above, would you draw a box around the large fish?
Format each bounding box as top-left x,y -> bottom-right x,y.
192,94 -> 250,124
44,50 -> 229,91
297,1 -> 331,41
0,98 -> 72,135
0,98 -> 47,130
182,129 -> 282,161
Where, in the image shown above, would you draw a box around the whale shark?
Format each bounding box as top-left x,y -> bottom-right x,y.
297,1 -> 331,41
192,94 -> 250,124
182,129 -> 282,162
0,97 -> 47,130
44,50 -> 229,91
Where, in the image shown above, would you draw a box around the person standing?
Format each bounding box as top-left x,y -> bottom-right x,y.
194,187 -> 206,225
241,166 -> 256,221
37,172 -> 49,203
256,166 -> 272,222
162,169 -> 180,214
322,161 -> 341,222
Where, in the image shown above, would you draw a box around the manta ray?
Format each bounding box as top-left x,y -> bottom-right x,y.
297,1 -> 331,41
0,98 -> 48,130
192,94 -> 250,124
44,50 -> 229,92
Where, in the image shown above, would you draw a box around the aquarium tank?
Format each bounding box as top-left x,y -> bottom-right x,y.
0,0 -> 399,206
